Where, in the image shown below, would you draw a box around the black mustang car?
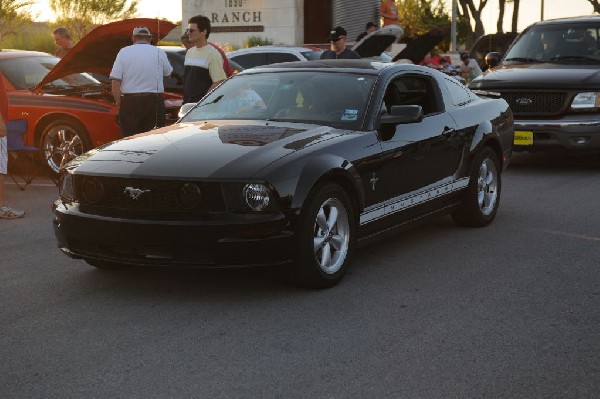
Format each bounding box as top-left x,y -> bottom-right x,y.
53,60 -> 513,288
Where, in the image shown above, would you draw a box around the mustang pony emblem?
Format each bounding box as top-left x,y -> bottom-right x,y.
123,187 -> 150,200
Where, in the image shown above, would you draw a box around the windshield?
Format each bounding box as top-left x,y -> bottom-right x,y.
504,22 -> 600,64
0,55 -> 100,90
180,70 -> 376,130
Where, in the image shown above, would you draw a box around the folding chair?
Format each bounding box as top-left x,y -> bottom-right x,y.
6,119 -> 42,191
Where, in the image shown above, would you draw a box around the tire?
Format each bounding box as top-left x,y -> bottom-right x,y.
452,147 -> 501,227
40,119 -> 90,174
292,183 -> 356,288
85,259 -> 131,270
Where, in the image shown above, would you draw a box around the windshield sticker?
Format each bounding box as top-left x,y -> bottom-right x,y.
341,109 -> 358,121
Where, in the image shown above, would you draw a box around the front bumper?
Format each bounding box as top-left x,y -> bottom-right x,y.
52,201 -> 296,268
514,115 -> 600,152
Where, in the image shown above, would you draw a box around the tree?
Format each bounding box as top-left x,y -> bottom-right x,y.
457,0 -> 490,47
50,0 -> 138,41
397,0 -> 452,37
0,0 -> 34,43
587,0 -> 600,12
510,0 -> 520,33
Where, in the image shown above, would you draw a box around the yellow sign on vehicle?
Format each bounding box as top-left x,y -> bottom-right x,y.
514,131 -> 533,145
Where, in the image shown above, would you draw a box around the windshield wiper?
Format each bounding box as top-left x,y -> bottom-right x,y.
549,55 -> 600,63
504,57 -> 542,63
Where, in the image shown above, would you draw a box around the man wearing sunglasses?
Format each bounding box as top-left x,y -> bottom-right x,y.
183,15 -> 227,104
320,26 -> 361,60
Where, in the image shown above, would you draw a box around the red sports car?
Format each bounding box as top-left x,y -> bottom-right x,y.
1,18 -> 182,173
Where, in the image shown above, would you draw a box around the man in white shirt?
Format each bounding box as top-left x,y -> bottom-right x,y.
110,26 -> 173,137
459,52 -> 483,83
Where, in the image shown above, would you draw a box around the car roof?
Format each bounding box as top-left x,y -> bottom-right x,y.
227,46 -> 320,56
159,46 -> 186,53
0,49 -> 54,59
532,15 -> 600,26
239,58 -> 424,75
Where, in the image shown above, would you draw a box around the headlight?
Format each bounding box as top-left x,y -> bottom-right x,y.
243,183 -> 271,211
571,92 -> 600,109
59,172 -> 75,201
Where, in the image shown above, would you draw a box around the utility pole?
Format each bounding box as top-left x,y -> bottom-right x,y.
451,0 -> 457,52
541,0 -> 544,20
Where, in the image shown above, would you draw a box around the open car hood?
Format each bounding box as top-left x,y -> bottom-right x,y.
392,27 -> 449,63
352,25 -> 404,58
35,18 -> 176,91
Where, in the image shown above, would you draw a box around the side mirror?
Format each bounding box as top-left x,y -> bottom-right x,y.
379,105 -> 423,126
484,52 -> 501,69
178,102 -> 198,118
377,105 -> 423,141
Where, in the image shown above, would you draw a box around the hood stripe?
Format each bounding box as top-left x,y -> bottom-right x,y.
9,95 -> 112,113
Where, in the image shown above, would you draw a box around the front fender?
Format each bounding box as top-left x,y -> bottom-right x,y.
287,154 -> 363,210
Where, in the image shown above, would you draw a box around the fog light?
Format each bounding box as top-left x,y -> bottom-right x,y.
571,136 -> 590,145
82,177 -> 104,204
176,183 -> 202,210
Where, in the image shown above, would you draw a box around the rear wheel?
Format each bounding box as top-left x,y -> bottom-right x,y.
40,119 -> 90,174
292,183 -> 356,288
452,147 -> 501,227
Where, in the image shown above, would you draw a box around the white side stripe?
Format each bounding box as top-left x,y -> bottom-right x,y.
359,177 -> 470,225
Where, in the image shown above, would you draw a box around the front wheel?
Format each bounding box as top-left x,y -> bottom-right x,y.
85,259 -> 131,270
292,183 -> 356,288
40,119 -> 89,174
452,147 -> 501,227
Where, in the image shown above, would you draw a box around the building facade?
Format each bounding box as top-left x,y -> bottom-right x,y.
182,0 -> 380,47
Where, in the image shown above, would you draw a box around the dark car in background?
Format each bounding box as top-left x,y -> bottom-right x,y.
469,32 -> 518,70
469,16 -> 600,153
53,60 -> 513,288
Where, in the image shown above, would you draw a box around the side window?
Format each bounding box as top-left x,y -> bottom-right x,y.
231,53 -> 266,69
443,77 -> 472,106
267,52 -> 300,64
383,75 -> 441,116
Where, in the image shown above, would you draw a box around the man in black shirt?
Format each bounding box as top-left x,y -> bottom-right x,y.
320,26 -> 361,60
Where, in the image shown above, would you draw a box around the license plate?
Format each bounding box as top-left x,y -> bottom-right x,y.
514,131 -> 533,145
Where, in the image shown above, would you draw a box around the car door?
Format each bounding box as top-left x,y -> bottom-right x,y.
378,73 -> 465,201
230,52 -> 267,69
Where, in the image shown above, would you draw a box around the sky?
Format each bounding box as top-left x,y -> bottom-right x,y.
31,0 -> 595,34
455,0 -> 594,33
31,0 -> 183,23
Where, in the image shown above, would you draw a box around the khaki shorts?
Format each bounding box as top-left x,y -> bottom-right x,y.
0,136 -> 7,175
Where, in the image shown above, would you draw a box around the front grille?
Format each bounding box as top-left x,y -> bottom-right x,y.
75,176 -> 225,214
499,91 -> 568,116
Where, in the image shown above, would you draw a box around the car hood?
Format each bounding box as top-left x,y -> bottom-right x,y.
352,25 -> 404,58
392,27 -> 449,64
70,121 -> 342,179
470,63 -> 600,90
35,18 -> 176,91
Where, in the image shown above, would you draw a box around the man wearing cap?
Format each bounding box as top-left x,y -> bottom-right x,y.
356,22 -> 378,42
320,26 -> 361,60
110,26 -> 173,137
183,15 -> 227,103
459,52 -> 482,83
